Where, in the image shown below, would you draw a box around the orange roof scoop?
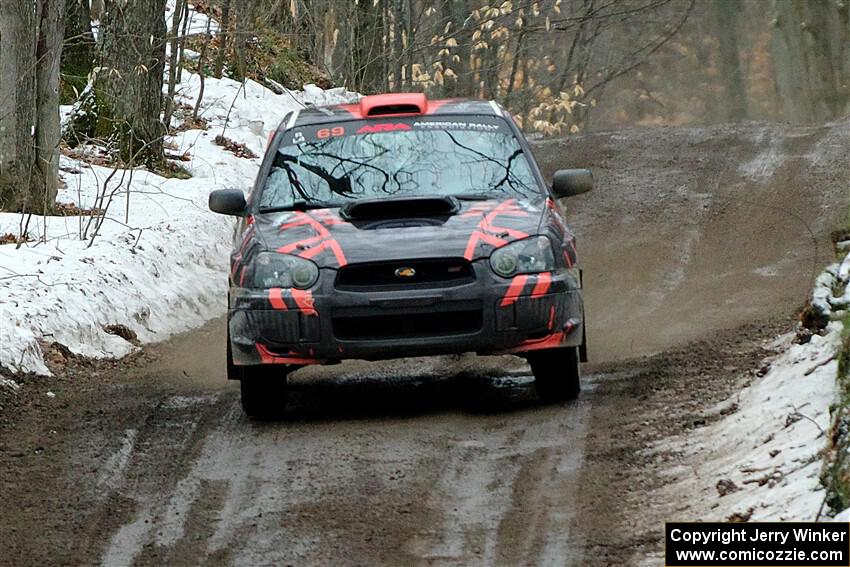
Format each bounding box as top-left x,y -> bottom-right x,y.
359,93 -> 428,117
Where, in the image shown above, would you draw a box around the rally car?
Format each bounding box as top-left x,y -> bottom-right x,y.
209,93 -> 592,417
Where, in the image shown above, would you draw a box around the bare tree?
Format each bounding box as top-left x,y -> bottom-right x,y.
67,0 -> 167,167
162,0 -> 185,131
213,0 -> 232,78
62,0 -> 95,103
0,0 -> 65,212
771,0 -> 849,123
712,0 -> 748,121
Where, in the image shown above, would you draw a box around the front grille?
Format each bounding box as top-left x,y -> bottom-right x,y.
335,258 -> 474,291
333,310 -> 482,340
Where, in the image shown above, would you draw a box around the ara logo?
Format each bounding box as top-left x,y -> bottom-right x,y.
357,123 -> 412,134
394,267 -> 416,278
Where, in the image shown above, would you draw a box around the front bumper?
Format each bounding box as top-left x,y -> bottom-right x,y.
228,262 -> 584,367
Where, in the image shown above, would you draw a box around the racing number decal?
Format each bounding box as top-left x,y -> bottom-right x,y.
316,126 -> 345,139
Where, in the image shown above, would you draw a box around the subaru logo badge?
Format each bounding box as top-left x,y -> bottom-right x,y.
395,267 -> 416,278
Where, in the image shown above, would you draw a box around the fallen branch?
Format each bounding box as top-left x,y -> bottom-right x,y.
804,354 -> 837,376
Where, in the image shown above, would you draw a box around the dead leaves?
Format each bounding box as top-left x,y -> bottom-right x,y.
214,135 -> 258,159
54,202 -> 105,217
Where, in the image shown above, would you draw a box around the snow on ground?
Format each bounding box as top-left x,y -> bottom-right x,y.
165,2 -> 219,37
640,250 -> 850,544
653,327 -> 839,521
0,66 -> 357,376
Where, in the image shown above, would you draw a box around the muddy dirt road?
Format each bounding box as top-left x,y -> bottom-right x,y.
1,121 -> 847,566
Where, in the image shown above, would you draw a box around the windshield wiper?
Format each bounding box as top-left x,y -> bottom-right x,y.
258,200 -> 342,213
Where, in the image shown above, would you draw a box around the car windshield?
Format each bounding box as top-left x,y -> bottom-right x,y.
258,116 -> 540,209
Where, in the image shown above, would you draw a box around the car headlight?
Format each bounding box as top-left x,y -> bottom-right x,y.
253,252 -> 319,289
489,236 -> 556,277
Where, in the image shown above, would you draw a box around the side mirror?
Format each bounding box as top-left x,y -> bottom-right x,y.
551,169 -> 593,198
209,189 -> 247,216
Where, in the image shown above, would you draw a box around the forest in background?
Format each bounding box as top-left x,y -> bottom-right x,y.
203,0 -> 849,132
0,0 -> 848,213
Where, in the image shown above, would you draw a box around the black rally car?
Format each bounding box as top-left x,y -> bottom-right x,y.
209,93 -> 592,416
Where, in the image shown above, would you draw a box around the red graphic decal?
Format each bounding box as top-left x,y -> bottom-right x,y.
499,322 -> 577,354
277,211 -> 347,267
311,209 -> 344,225
500,275 -> 530,307
463,199 -> 529,261
290,289 -> 317,315
255,344 -> 321,365
267,288 -> 316,314
269,288 -> 287,310
531,272 -> 552,297
547,305 -> 556,331
356,123 -> 412,134
277,234 -> 323,254
231,226 -> 256,281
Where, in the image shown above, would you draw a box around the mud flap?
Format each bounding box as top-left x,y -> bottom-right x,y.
579,269 -> 588,362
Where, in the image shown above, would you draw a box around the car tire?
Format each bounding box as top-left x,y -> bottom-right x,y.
227,327 -> 289,417
528,346 -> 581,402
240,371 -> 288,418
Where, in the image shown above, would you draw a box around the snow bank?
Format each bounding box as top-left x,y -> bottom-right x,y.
652,248 -> 850,522
0,70 -> 357,376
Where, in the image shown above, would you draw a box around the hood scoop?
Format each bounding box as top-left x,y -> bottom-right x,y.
340,195 -> 460,221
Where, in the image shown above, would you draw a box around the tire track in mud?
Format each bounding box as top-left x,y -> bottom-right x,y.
77,365 -> 592,566
72,391 -> 231,566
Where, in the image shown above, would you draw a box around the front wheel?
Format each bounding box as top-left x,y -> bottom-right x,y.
528,346 -> 581,402
227,327 -> 289,418
240,371 -> 288,418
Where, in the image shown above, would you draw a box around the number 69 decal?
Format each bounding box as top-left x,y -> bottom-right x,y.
317,127 -> 345,138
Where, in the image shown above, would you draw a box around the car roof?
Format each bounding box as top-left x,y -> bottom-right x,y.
288,94 -> 504,128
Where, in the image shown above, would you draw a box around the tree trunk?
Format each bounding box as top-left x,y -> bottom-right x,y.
35,0 -> 65,211
713,0 -> 748,121
352,0 -> 384,92
232,2 -> 250,81
441,0 -> 470,98
162,0 -> 184,132
403,0 -> 413,90
83,0 -> 167,167
62,0 -> 94,103
504,31 -> 525,106
213,0 -> 231,78
771,0 -> 848,123
0,0 -> 64,212
176,0 -> 189,82
392,0 -> 404,89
